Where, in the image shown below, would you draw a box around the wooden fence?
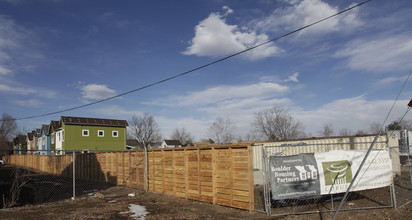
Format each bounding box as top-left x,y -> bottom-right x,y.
6,145 -> 254,211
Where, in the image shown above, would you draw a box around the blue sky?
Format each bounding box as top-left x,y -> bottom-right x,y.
1,0 -> 411,141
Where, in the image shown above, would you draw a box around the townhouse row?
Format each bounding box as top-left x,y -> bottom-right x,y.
13,116 -> 128,155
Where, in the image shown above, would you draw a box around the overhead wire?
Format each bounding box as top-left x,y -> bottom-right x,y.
332,69 -> 412,219
1,0 -> 371,122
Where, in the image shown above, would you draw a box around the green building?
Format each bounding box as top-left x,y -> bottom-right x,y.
54,116 -> 128,153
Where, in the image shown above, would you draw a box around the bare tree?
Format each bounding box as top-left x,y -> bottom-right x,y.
2,168 -> 31,208
355,129 -> 367,136
170,127 -> 194,145
318,123 -> 334,137
399,119 -> 412,130
207,117 -> 235,144
237,132 -> 259,142
128,113 -> 161,149
0,113 -> 17,146
339,128 -> 353,136
252,105 -> 305,141
369,122 -> 383,134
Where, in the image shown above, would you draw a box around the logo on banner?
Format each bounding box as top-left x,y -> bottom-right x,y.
294,165 -> 318,181
322,160 -> 352,186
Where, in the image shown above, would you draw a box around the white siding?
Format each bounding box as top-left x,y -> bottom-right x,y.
253,135 -> 388,170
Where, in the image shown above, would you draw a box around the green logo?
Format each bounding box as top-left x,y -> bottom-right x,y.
322,160 -> 352,186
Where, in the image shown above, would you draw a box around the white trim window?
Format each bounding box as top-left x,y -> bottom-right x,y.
62,130 -> 64,141
82,129 -> 89,137
98,130 -> 104,137
112,130 -> 119,137
51,132 -> 55,144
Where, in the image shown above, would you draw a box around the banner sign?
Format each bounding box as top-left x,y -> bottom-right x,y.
270,154 -> 320,200
269,150 -> 392,200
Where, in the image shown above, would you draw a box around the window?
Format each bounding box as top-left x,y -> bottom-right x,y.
51,133 -> 55,144
82,129 -> 89,137
62,130 -> 65,141
112,130 -> 119,137
98,130 -> 104,137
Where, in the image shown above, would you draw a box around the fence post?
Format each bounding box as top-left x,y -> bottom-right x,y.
73,151 -> 76,200
144,146 -> 148,192
388,134 -> 401,175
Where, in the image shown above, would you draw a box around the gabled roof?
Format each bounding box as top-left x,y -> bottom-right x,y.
163,140 -> 182,146
41,124 -> 50,135
50,120 -> 61,131
126,139 -> 139,146
61,116 -> 128,127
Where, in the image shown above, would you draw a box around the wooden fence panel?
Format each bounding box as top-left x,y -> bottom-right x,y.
5,145 -> 254,211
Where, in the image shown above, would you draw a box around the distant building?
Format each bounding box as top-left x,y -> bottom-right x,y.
54,116 -> 128,154
160,140 -> 183,148
13,135 -> 27,155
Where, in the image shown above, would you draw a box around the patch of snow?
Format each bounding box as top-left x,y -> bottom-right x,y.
108,200 -> 117,203
87,193 -> 96,197
120,204 -> 149,220
82,189 -> 98,193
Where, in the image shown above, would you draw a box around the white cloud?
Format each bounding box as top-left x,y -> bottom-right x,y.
156,116 -> 210,141
93,105 -> 136,117
253,0 -> 362,36
144,81 -> 292,139
0,83 -> 36,95
0,65 -> 11,75
296,96 -> 410,135
11,99 -> 42,107
336,35 -> 412,72
373,76 -> 408,87
183,9 -> 280,60
284,72 -> 299,82
0,15 -> 42,76
222,6 -> 234,16
167,82 -> 289,107
81,84 -> 117,100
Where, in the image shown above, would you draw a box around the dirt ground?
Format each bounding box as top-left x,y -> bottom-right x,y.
0,165 -> 412,219
0,185 -> 411,220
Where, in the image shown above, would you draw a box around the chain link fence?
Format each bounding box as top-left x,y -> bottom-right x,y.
253,140 -> 398,216
393,148 -> 412,209
0,150 -> 117,209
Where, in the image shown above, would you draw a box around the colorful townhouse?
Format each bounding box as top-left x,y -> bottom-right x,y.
13,135 -> 27,155
49,120 -> 60,154
35,128 -> 41,154
53,116 -> 128,154
40,124 -> 51,155
26,132 -> 34,155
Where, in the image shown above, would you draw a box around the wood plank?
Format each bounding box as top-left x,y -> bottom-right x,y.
200,196 -> 213,203
212,147 -> 216,205
232,200 -> 250,210
232,184 -> 249,191
215,198 -> 231,207
232,151 -> 248,156
248,145 -> 254,211
233,195 -> 249,203
233,190 -> 249,197
215,188 -> 231,195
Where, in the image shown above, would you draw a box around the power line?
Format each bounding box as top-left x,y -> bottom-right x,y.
332,69 -> 412,219
2,0 -> 371,122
